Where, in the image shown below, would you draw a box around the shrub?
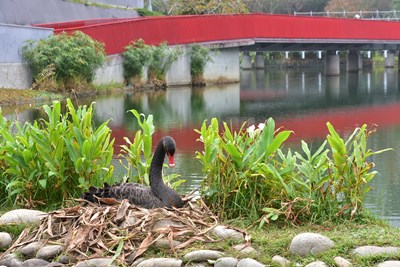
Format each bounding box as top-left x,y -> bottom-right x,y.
22,31 -> 106,91
0,99 -> 114,208
148,42 -> 181,81
122,39 -> 153,82
196,118 -> 390,225
189,44 -> 212,85
119,109 -> 184,189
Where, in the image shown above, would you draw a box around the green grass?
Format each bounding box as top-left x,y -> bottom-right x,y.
172,218 -> 400,267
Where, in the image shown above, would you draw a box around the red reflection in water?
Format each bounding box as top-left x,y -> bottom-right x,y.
110,103 -> 400,153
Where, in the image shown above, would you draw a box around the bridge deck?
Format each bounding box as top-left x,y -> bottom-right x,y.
36,14 -> 400,55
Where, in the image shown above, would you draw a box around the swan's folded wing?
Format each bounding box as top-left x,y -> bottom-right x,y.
109,183 -> 164,209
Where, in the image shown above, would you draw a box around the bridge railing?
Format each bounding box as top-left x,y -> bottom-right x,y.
294,10 -> 400,21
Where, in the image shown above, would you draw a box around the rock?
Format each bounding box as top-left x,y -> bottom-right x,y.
353,246 -> 400,256
377,261 -> 400,267
154,238 -> 181,249
152,219 -> 184,232
233,244 -> 256,254
18,241 -> 43,258
305,261 -> 328,267
0,209 -> 47,224
212,225 -> 244,240
184,264 -> 208,267
36,245 -> 64,260
46,263 -> 65,267
0,253 -> 23,267
272,255 -> 291,266
0,232 -> 12,248
21,258 -> 50,267
333,256 -> 352,267
289,233 -> 335,257
237,258 -> 265,267
137,258 -> 182,267
183,250 -> 224,263
59,255 -> 73,264
214,257 -> 238,267
74,258 -> 116,267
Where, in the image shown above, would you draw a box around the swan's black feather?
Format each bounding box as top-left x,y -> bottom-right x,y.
82,136 -> 183,209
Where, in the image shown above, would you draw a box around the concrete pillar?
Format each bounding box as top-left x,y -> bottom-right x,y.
358,53 -> 363,70
398,51 -> 400,71
385,51 -> 395,68
254,52 -> 265,69
325,50 -> 340,76
241,52 -> 252,69
347,50 -> 360,72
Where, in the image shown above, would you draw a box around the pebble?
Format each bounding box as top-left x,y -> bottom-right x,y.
214,257 -> 238,267
289,232 -> 335,256
212,225 -> 244,240
233,244 -> 256,254
136,258 -> 182,267
377,261 -> 400,267
36,245 -> 64,260
154,238 -> 181,249
21,258 -> 50,267
0,209 -> 47,224
73,258 -> 116,267
0,253 -> 23,267
305,261 -> 328,267
333,256 -> 352,267
272,255 -> 291,266
183,250 -> 224,263
353,246 -> 400,256
0,232 -> 12,248
237,258 -> 265,267
18,241 -> 43,257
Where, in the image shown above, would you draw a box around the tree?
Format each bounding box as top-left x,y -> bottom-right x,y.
167,0 -> 248,15
244,0 -> 328,14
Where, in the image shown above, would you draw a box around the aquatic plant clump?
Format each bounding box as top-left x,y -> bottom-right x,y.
196,118 -> 390,225
0,99 -> 114,208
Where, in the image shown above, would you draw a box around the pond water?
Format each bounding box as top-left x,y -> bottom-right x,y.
6,66 -> 400,226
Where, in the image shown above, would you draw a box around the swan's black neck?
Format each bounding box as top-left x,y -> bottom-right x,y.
149,138 -> 168,188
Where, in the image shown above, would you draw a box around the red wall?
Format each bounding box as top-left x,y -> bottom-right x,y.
36,14 -> 400,55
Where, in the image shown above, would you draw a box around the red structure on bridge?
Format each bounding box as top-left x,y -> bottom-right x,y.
36,13 -> 400,55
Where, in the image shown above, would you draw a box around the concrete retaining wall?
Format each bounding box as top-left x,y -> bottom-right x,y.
0,24 -> 53,89
93,55 -> 125,85
0,0 -> 139,25
1,45 -> 241,89
0,24 -> 53,63
204,47 -> 240,83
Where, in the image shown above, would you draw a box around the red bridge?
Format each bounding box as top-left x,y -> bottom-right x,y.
37,13 -> 400,55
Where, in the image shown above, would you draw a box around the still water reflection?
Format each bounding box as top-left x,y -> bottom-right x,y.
5,67 -> 400,226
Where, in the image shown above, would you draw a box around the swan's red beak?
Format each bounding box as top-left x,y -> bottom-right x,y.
168,154 -> 175,168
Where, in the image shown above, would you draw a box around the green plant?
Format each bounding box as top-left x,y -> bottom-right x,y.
148,42 -> 181,81
189,44 -> 212,84
119,110 -> 184,189
0,99 -> 114,208
122,39 -> 153,82
196,118 -> 390,225
22,31 -> 105,91
195,118 -> 292,222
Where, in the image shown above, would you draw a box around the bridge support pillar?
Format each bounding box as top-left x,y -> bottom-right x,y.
254,52 -> 265,69
241,52 -> 252,69
385,51 -> 395,68
325,50 -> 340,76
347,50 -> 361,72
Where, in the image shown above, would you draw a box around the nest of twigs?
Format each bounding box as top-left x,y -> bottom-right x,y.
4,196 -> 248,265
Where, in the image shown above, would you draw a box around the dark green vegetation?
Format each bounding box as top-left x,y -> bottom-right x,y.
22,31 -> 106,92
196,118 -> 391,226
122,40 -> 181,87
188,44 -> 212,85
0,99 -> 114,208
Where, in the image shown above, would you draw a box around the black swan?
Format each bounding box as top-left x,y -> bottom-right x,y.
82,136 -> 184,209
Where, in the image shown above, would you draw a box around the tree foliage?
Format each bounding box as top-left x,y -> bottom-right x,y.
168,0 -> 248,15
